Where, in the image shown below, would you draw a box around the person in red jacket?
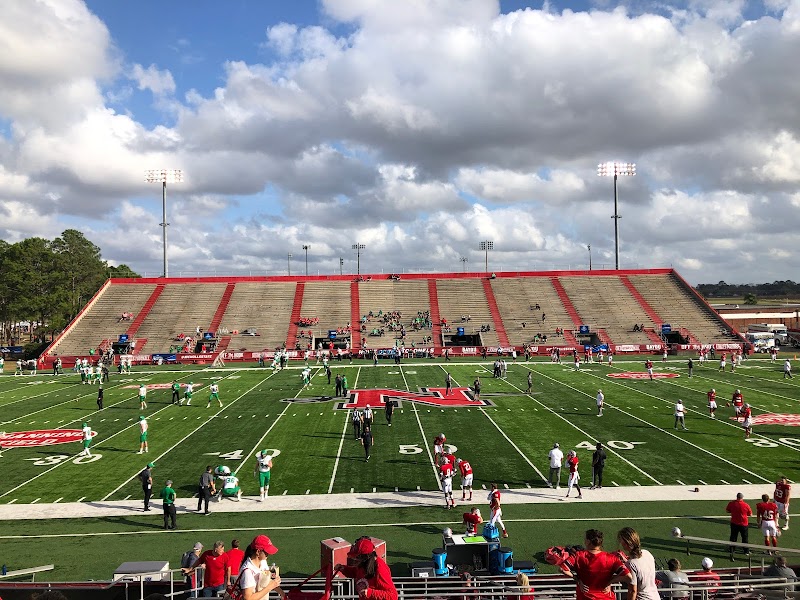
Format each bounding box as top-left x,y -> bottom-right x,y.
338,537 -> 398,600
559,529 -> 634,600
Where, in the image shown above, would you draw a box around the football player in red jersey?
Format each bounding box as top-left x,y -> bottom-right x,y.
565,450 -> 582,499
757,494 -> 780,551
644,360 -> 654,381
462,506 -> 482,535
741,404 -> 753,438
457,458 -> 474,501
731,389 -> 744,420
707,388 -> 717,418
441,450 -> 456,468
774,476 -> 791,530
440,460 -> 455,509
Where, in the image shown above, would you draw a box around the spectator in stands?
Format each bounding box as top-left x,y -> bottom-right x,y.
507,571 -> 534,600
180,542 -> 204,597
559,529 -> 633,600
656,559 -> 690,600
692,558 -> 720,596
764,556 -> 797,591
338,536 -> 398,600
184,540 -> 227,597
224,539 -> 246,586
237,535 -> 283,600
617,527 -> 659,600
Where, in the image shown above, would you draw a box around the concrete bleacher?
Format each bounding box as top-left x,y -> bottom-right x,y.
559,275 -> 656,345
491,277 -> 576,346
300,281 -> 352,348
628,273 -> 742,344
436,279 -> 500,347
220,282 -> 297,351
49,282 -> 157,357
133,283 -> 227,353
357,279 -> 433,347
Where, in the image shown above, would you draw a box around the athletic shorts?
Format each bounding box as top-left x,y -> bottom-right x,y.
222,486 -> 241,496
461,474 -> 474,488
140,432 -> 148,442
777,502 -> 789,518
442,478 -> 453,494
569,472 -> 580,486
259,472 -> 271,487
708,401 -> 717,409
762,520 -> 778,537
742,418 -> 752,428
83,440 -> 91,448
434,444 -> 443,455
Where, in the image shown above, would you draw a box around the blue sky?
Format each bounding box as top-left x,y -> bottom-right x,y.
1,0 -> 799,283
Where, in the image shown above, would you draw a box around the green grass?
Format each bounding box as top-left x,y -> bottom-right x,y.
1,354 -> 799,580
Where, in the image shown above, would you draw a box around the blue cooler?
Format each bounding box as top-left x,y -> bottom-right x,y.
498,547 -> 513,574
482,523 -> 499,541
432,548 -> 448,576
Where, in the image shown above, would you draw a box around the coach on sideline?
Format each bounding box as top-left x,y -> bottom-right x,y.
726,492 -> 753,554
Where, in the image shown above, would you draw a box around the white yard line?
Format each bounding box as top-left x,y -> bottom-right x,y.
401,365 -> 442,490
328,410 -> 351,494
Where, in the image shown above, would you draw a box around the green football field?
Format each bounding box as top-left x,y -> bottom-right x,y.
1,354 -> 798,504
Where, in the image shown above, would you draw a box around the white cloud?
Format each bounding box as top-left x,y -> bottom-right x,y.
129,63 -> 176,96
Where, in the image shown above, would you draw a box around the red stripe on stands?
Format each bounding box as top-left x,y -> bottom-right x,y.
482,280 -> 509,346
428,280 -> 442,348
208,282 -> 236,333
285,283 -> 305,349
127,285 -> 164,338
350,282 -> 361,350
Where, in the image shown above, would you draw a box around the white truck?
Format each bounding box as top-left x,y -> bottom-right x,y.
746,331 -> 776,353
747,323 -> 789,345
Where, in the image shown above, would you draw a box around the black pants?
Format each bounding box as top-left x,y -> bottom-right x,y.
163,504 -> 177,529
197,486 -> 211,513
172,391 -> 180,404
97,396 -> 103,410
593,465 -> 604,487
363,442 -> 372,460
143,487 -> 152,510
336,383 -> 342,396
730,523 -> 749,552
353,421 -> 361,440
386,411 -> 393,425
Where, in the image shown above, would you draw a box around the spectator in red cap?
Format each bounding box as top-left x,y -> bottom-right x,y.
235,534 -> 284,600
338,537 -> 398,600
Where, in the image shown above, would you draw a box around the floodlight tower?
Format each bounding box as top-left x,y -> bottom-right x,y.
145,169 -> 184,278
352,243 -> 365,275
460,256 -> 468,272
302,244 -> 310,276
479,241 -> 493,274
597,162 -> 636,270
287,253 -> 293,276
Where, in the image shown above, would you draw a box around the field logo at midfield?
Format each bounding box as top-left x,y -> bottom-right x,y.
742,414 -> 800,427
607,372 -> 680,379
0,429 -> 92,448
284,387 -> 493,409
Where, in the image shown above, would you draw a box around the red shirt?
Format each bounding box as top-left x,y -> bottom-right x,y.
741,407 -> 751,420
775,481 -> 791,503
564,550 -> 630,600
434,435 -> 445,446
707,391 -> 716,403
223,548 -> 245,577
726,499 -> 753,526
340,557 -> 398,600
459,460 -> 473,477
489,489 -> 501,507
195,550 -> 227,587
645,361 -> 653,369
442,453 -> 456,466
568,456 -> 579,474
463,512 -> 482,534
732,392 -> 743,406
441,462 -> 454,479
757,501 -> 779,522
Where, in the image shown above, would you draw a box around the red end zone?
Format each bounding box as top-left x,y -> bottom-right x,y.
607,372 -> 680,379
741,414 -> 800,426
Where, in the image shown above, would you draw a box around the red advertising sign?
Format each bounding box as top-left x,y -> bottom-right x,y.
607,372 -> 680,379
0,429 -> 87,448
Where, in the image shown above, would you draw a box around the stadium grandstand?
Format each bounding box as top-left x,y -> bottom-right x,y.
41,268 -> 746,368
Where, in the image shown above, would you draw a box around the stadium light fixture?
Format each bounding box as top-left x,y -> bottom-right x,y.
144,169 -> 183,278
287,253 -> 293,276
479,241 -> 494,274
597,161 -> 636,270
352,244 -> 366,275
339,257 -> 344,276
460,256 -> 468,272
302,244 -> 310,276
588,244 -> 592,271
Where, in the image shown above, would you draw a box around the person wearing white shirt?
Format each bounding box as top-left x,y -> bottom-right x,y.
547,442 -> 564,489
674,400 -> 687,430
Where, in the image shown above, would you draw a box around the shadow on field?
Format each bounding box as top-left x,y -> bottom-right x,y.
98,514 -> 165,529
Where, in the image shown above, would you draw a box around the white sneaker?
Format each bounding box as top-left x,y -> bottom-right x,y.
782,525 -> 789,531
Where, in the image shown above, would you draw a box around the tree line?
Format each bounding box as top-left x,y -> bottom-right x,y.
0,230 -> 139,347
695,280 -> 800,302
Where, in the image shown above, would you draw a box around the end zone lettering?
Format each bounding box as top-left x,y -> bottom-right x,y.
0,429 -> 85,447
338,387 -> 492,409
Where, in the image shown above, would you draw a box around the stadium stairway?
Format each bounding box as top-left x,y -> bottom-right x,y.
216,335 -> 232,351
350,281 -> 361,350
482,279 -> 510,346
620,275 -> 664,326
427,279 -> 442,347
596,328 -> 612,345
208,282 -> 236,333
549,277 -> 583,327
126,284 -> 164,338
643,327 -> 664,345
285,283 -> 305,349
